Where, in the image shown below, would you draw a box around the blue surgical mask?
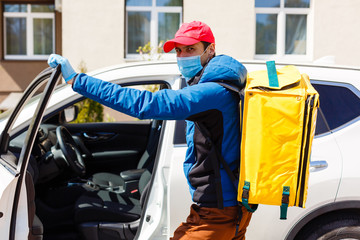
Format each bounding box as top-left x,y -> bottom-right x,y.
176,45 -> 211,79
177,55 -> 203,79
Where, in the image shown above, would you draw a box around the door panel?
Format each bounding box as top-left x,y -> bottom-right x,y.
65,121 -> 152,175
0,162 -> 18,238
0,66 -> 62,240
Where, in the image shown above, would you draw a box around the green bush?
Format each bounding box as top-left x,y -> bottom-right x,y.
136,41 -> 164,61
72,98 -> 104,123
72,61 -> 104,123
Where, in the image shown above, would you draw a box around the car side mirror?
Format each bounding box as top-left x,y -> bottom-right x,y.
63,106 -> 79,123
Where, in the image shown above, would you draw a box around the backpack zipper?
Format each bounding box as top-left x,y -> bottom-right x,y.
252,81 -> 300,92
296,95 -> 315,207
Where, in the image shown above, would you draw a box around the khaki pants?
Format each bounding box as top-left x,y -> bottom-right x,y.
171,204 -> 252,240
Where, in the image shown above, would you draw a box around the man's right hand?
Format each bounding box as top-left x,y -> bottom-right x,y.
47,54 -> 77,83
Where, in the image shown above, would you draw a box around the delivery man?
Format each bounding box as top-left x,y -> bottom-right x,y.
48,21 -> 252,239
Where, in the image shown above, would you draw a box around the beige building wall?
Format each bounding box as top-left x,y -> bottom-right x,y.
184,0 -> 360,67
313,0 -> 360,66
62,0 -> 125,72
183,0 -> 255,60
60,0 -> 360,69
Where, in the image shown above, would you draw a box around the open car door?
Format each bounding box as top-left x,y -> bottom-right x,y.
0,66 -> 62,240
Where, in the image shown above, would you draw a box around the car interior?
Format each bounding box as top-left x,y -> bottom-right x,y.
7,81 -> 168,240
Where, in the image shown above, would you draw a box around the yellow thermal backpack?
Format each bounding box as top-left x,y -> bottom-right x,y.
236,61 -> 319,219
195,61 -> 319,219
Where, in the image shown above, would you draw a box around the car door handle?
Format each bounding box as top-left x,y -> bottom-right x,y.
83,132 -> 98,140
309,160 -> 328,172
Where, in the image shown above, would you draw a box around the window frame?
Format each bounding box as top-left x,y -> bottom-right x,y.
255,0 -> 313,62
125,0 -> 182,60
3,3 -> 55,60
312,80 -> 360,136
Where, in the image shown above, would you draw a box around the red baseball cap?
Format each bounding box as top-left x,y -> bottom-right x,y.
163,21 -> 215,53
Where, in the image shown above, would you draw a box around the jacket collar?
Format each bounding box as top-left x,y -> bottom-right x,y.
187,62 -> 209,86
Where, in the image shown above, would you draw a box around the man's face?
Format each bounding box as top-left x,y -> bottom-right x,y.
174,42 -> 215,66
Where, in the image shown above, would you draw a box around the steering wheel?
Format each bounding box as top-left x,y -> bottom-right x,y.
56,126 -> 86,176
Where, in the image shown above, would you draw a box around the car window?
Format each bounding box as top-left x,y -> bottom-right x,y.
312,83 -> 360,134
314,108 -> 330,135
70,83 -> 163,123
174,119 -> 186,145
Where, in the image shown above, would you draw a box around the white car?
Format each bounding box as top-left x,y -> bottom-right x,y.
0,61 -> 360,240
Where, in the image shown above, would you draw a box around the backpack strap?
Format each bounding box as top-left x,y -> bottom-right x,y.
216,81 -> 260,214
240,181 -> 258,213
266,60 -> 279,87
195,122 -> 259,215
280,186 -> 290,220
194,122 -> 238,203
217,82 -> 242,94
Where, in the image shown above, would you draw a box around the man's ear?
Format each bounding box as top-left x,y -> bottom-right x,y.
209,43 -> 216,56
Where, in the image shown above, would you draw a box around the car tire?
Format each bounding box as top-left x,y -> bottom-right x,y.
295,212 -> 360,240
318,226 -> 360,240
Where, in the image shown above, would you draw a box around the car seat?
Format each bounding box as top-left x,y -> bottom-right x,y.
75,170 -> 152,240
88,120 -> 161,192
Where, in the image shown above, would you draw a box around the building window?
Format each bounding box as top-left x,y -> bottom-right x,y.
3,3 -> 55,60
255,0 -> 311,60
126,0 -> 182,59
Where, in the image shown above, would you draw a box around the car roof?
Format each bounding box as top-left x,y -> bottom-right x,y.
88,59 -> 360,83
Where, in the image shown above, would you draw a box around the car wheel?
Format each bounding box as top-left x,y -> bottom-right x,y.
318,226 -> 360,240
295,212 -> 360,240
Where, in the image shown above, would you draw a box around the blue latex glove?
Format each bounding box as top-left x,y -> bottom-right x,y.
47,54 -> 77,82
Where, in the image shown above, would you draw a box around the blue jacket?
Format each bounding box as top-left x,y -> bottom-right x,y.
73,55 -> 247,207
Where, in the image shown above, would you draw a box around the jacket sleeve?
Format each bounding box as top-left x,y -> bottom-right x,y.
72,73 -> 230,120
